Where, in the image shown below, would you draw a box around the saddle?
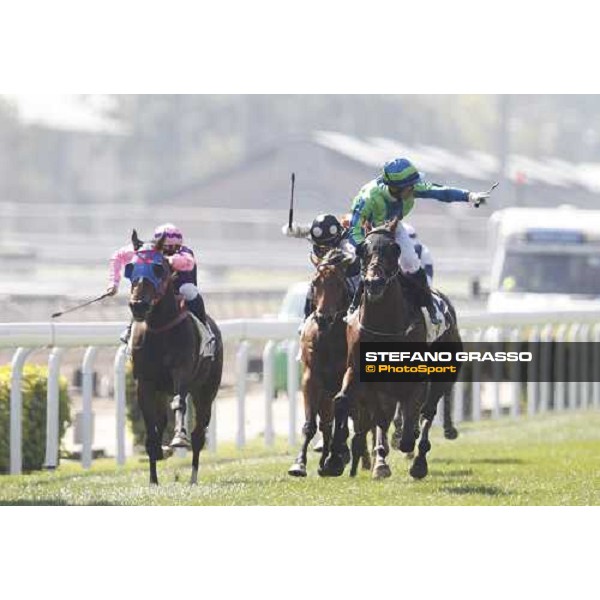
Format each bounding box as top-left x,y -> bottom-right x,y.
397,275 -> 452,343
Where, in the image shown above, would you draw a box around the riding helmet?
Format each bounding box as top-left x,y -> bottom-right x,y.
310,214 -> 343,247
380,158 -> 421,188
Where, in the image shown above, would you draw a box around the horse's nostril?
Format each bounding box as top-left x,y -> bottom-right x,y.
130,300 -> 150,320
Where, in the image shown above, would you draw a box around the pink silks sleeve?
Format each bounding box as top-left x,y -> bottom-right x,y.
107,244 -> 136,289
169,249 -> 196,272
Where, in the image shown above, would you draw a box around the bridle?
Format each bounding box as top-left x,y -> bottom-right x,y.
310,254 -> 351,329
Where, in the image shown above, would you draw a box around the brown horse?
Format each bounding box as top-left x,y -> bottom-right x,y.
126,231 -> 223,485
288,248 -> 355,477
322,218 -> 462,479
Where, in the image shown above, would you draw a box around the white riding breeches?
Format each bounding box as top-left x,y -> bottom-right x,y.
179,282 -> 200,301
394,222 -> 421,274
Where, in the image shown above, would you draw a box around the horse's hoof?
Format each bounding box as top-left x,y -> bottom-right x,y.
372,463 -> 392,480
400,440 -> 416,454
288,463 -> 307,477
444,427 -> 459,440
169,433 -> 191,449
391,433 -> 402,451
160,445 -> 174,459
319,455 -> 345,477
409,457 -> 428,480
361,456 -> 372,471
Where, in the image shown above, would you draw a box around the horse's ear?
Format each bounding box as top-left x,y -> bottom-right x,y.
155,233 -> 167,252
388,217 -> 400,233
132,229 -> 143,251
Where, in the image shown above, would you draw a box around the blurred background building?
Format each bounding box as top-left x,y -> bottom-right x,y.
2,94 -> 600,321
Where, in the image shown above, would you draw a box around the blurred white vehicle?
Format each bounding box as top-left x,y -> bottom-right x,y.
487,205 -> 600,312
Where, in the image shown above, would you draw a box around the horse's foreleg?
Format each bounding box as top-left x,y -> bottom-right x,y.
318,419 -> 333,473
391,401 -> 403,450
138,379 -> 160,485
372,421 -> 392,479
289,371 -> 318,477
170,390 -> 191,448
321,368 -> 355,477
350,429 -> 368,477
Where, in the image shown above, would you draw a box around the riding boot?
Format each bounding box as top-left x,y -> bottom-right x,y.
187,295 -> 216,359
409,268 -> 441,325
345,278 -> 364,321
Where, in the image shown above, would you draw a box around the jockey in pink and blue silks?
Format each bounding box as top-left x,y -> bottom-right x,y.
107,223 -> 214,348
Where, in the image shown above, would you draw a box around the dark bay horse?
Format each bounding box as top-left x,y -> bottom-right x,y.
322,218 -> 462,480
288,248 -> 355,477
125,231 -> 223,485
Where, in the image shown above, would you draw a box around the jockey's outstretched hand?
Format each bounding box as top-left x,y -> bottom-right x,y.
106,284 -> 118,296
468,181 -> 499,208
281,223 -> 310,238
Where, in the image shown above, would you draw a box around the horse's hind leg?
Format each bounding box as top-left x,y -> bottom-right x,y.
372,423 -> 392,479
190,404 -> 211,485
391,401 -> 403,451
442,390 -> 459,440
410,380 -> 444,479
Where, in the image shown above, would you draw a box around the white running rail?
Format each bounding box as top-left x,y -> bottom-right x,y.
2,309 -> 600,474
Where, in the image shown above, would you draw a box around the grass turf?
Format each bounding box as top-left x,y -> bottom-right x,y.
0,411 -> 598,506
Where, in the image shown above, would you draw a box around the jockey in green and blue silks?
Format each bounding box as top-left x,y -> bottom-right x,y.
348,158 -> 492,324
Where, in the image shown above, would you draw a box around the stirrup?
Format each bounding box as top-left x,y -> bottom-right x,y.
426,304 -> 442,325
119,326 -> 131,345
201,330 -> 216,359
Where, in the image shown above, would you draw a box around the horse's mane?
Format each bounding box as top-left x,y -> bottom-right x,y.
319,247 -> 348,267
365,222 -> 396,239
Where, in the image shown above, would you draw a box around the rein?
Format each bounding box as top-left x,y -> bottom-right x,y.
145,306 -> 188,334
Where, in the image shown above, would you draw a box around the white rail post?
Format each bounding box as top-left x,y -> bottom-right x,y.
594,324 -> 600,410
492,327 -> 503,420
44,347 -> 65,469
527,327 -> 540,417
567,324 -> 580,411
509,328 -> 521,418
208,393 -> 218,453
113,345 -> 127,466
236,341 -> 250,449
471,329 -> 482,421
81,346 -> 98,469
263,340 -> 276,447
452,329 -> 467,424
578,325 -> 590,410
287,338 -> 299,447
10,347 -> 32,475
554,324 -> 568,412
539,325 -> 553,414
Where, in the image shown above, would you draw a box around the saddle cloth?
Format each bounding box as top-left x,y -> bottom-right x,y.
421,291 -> 451,344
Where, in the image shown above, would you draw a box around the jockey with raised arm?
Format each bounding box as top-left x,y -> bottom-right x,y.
347,158 -> 492,324
107,223 -> 215,356
283,213 -> 361,320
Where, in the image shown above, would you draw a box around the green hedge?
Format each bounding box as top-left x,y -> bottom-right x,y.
125,367 -> 178,447
0,365 -> 72,473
